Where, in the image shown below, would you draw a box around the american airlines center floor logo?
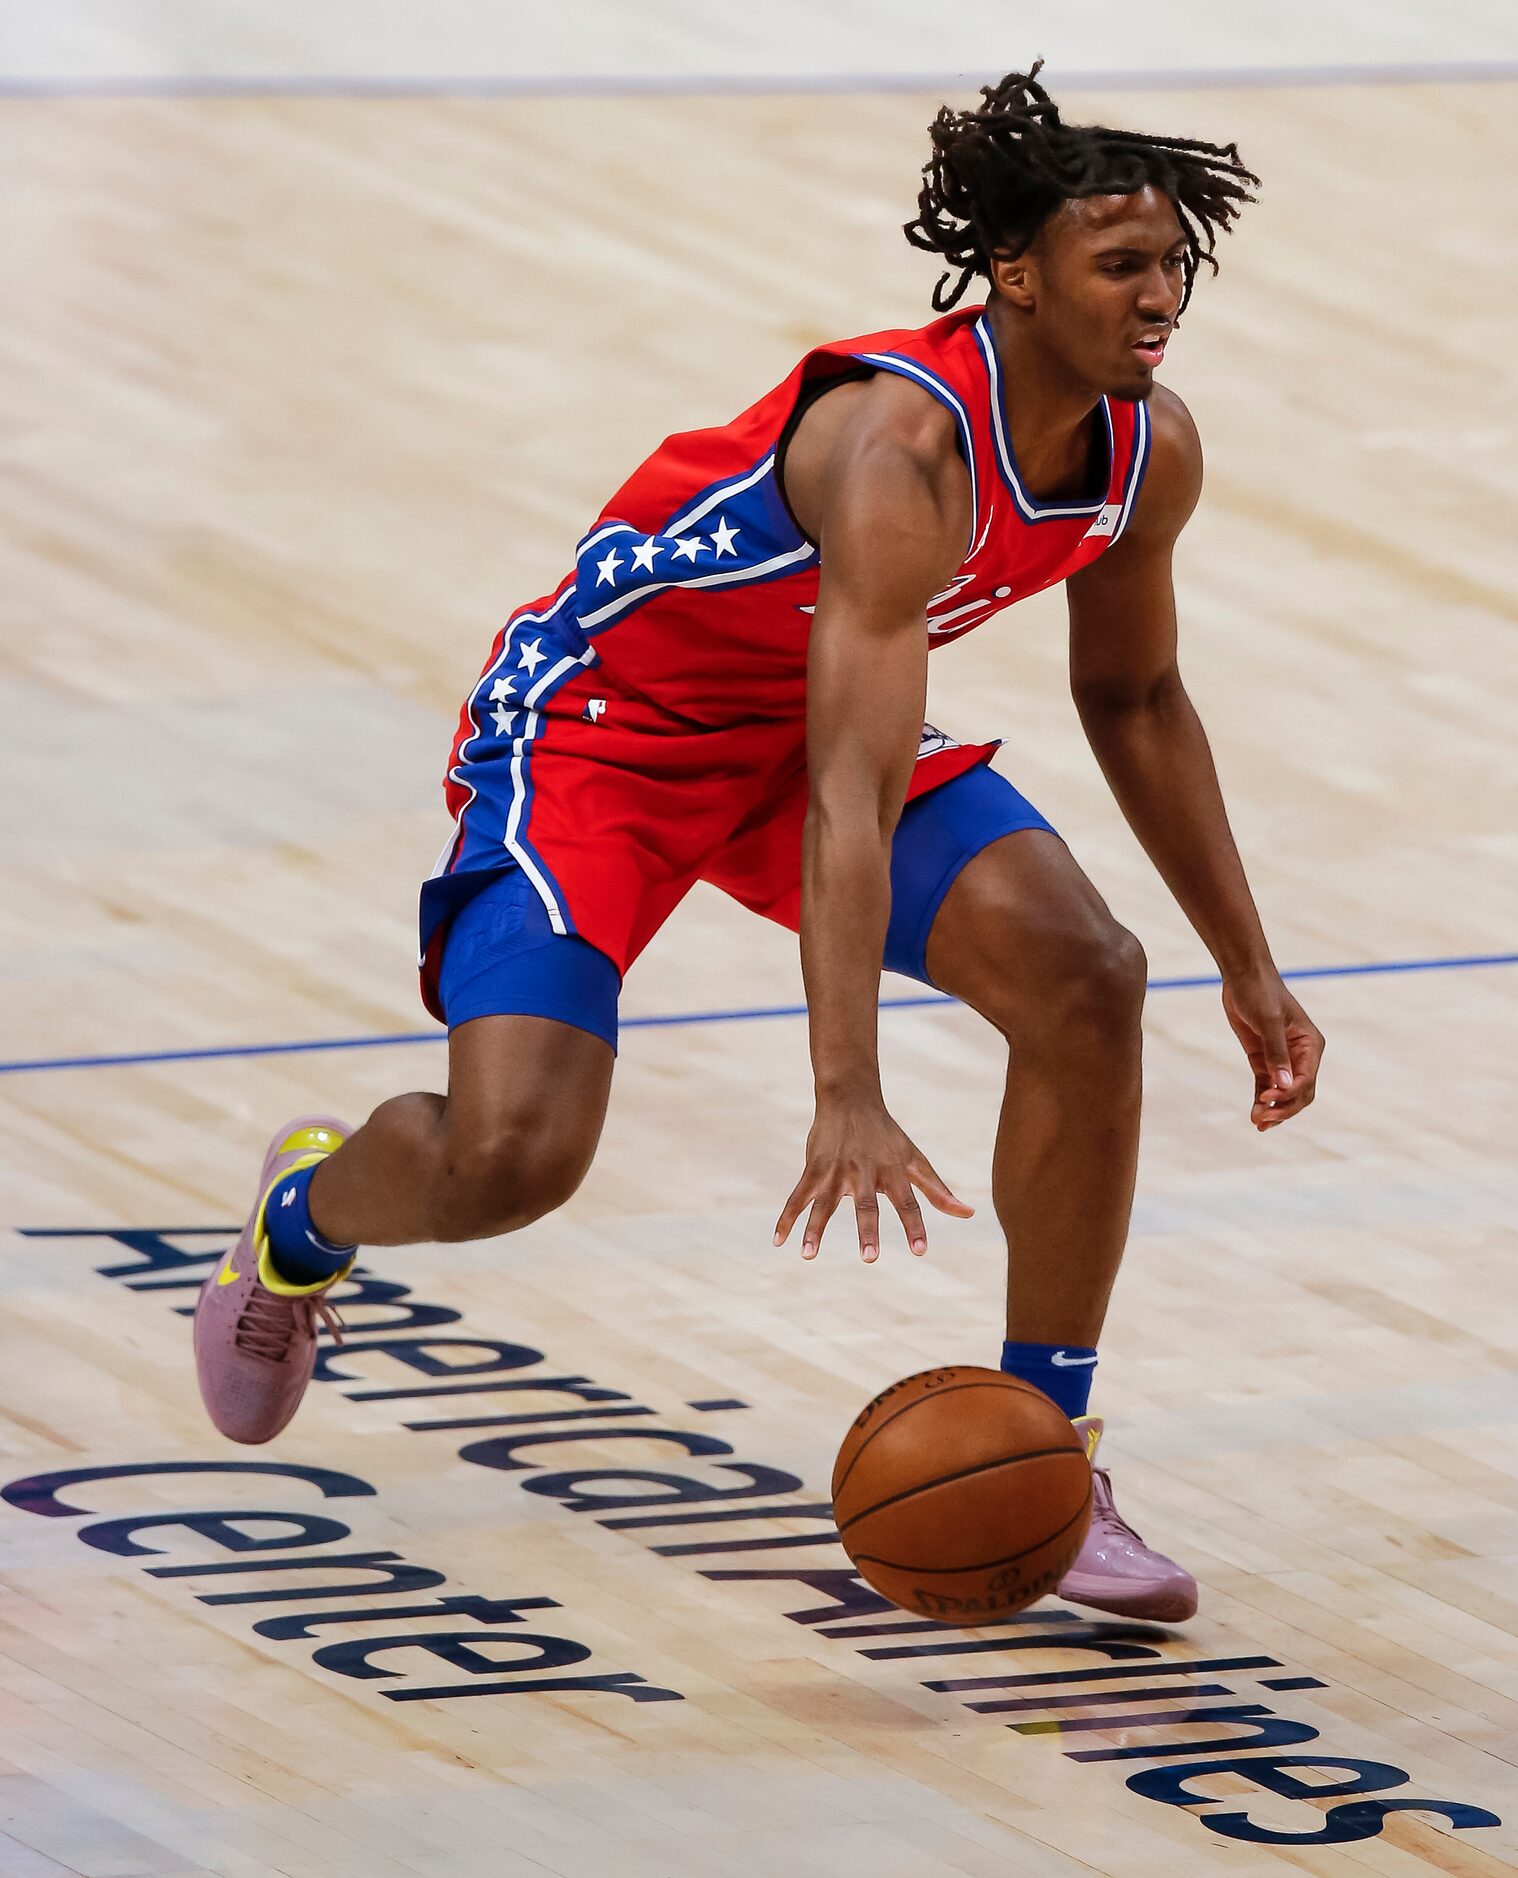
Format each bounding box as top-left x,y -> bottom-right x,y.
5,1227 -> 1501,1852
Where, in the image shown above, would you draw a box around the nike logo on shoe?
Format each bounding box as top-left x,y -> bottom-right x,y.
1050,1350 -> 1097,1367
217,1261 -> 242,1286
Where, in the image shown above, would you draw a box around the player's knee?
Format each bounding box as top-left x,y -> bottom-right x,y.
1043,918 -> 1147,1041
977,915 -> 1146,1046
431,1116 -> 592,1241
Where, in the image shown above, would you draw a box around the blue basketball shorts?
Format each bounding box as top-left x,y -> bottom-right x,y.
436,758 -> 1055,1052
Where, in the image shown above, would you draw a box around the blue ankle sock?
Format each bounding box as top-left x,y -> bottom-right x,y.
262,1164 -> 356,1287
1000,1339 -> 1097,1421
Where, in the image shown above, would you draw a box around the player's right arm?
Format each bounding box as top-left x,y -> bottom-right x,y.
772,374 -> 974,1263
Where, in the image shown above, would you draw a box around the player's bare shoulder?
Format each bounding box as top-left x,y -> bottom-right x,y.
783,369 -> 970,560
1129,384 -> 1204,541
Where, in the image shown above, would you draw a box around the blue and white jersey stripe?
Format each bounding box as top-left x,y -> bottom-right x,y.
447,585 -> 577,801
501,642 -> 599,933
573,453 -> 818,636
445,588 -> 599,934
434,585 -> 579,887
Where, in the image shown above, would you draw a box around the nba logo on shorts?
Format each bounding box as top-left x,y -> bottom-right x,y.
1083,504 -> 1122,540
583,698 -> 608,723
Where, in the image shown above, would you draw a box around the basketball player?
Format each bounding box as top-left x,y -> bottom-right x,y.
196,67 -> 1324,1623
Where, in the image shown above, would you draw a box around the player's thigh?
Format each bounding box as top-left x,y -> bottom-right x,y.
885,762 -> 1059,987
444,1013 -> 614,1212
895,768 -> 1145,1033
437,871 -> 619,1209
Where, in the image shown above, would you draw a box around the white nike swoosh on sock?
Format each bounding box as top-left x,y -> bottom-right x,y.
1050,1351 -> 1098,1367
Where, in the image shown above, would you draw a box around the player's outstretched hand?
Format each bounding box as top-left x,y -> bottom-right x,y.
1221,971 -> 1324,1131
773,1100 -> 974,1263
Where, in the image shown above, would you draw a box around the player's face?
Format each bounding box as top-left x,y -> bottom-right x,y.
1012,188 -> 1188,401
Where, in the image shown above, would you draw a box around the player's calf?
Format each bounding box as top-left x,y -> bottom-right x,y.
296,1089 -> 603,1247
292,1014 -> 615,1249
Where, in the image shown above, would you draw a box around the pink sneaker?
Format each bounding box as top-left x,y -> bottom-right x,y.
1055,1417 -> 1198,1623
193,1116 -> 353,1445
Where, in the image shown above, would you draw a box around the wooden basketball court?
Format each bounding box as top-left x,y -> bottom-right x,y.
1,5 -> 1515,1872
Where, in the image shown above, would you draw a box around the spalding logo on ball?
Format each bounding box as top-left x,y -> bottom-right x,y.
832,1366 -> 1092,1622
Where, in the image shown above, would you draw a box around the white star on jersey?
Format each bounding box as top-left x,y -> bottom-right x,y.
709,516 -> 739,558
517,637 -> 546,675
630,536 -> 662,573
488,675 -> 517,703
490,704 -> 518,736
594,546 -> 623,587
671,535 -> 705,563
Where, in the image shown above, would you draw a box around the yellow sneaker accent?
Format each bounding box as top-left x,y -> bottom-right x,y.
1073,1415 -> 1103,1465
258,1243 -> 357,1298
252,1148 -> 355,1297
277,1124 -> 345,1157
217,1259 -> 243,1286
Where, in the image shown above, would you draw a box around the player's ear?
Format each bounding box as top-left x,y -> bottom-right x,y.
989,249 -> 1035,312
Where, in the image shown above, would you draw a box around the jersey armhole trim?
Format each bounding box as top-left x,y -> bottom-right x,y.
1109,399 -> 1153,544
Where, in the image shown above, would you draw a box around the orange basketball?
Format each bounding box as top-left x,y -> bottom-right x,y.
832,1365 -> 1091,1623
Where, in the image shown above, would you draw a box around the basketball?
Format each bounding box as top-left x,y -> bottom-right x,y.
832,1366 -> 1093,1623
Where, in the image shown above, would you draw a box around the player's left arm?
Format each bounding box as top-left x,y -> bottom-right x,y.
1065,387 -> 1324,1130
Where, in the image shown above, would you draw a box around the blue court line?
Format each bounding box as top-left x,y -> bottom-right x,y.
2,62 -> 1516,102
0,950 -> 1512,1077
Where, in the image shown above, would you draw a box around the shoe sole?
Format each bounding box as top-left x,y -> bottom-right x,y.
1057,1581 -> 1198,1623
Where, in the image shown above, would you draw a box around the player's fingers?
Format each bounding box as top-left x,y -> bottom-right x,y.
773,1174 -> 817,1246
800,1191 -> 840,1261
852,1189 -> 882,1264
1291,1024 -> 1326,1081
1254,1076 -> 1316,1125
1249,1023 -> 1299,1125
886,1181 -> 928,1256
1259,1011 -> 1295,1095
910,1154 -> 975,1219
1253,1076 -> 1317,1124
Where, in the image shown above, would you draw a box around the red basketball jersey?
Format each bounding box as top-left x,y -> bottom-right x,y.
584,303 -> 1145,706
425,306 -> 1152,990
443,304 -> 1151,825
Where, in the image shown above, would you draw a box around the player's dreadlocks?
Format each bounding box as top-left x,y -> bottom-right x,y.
904,62 -> 1259,315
